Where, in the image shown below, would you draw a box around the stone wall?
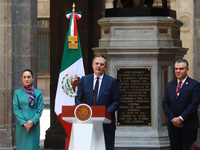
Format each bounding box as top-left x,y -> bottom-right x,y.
170,0 -> 194,78
38,0 -> 50,18
194,0 -> 200,140
194,0 -> 200,82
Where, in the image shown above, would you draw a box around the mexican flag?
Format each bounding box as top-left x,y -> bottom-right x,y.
54,11 -> 85,140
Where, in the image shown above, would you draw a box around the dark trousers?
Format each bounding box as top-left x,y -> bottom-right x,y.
168,128 -> 197,150
104,131 -> 115,150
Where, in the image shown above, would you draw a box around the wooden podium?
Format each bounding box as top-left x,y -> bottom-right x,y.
62,104 -> 112,150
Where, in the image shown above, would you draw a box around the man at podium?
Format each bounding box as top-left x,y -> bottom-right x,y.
75,54 -> 120,150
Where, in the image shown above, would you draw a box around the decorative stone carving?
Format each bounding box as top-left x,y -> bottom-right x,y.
178,14 -> 191,32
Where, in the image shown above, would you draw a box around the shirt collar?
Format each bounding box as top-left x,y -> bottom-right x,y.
94,73 -> 104,80
177,76 -> 188,84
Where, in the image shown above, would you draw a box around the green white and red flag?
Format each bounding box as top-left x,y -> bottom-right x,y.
54,11 -> 85,139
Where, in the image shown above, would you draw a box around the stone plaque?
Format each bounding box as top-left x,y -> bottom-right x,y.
115,28 -> 154,35
117,68 -> 151,126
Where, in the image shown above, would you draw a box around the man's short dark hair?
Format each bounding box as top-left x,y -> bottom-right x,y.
175,59 -> 189,69
92,54 -> 107,66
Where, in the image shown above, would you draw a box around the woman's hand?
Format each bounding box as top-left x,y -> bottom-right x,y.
26,120 -> 34,128
24,120 -> 34,132
24,123 -> 30,132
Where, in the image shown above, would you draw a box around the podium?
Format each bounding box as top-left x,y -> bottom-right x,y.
62,104 -> 112,150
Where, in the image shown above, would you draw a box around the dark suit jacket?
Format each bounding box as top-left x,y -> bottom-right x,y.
75,74 -> 120,131
162,77 -> 200,130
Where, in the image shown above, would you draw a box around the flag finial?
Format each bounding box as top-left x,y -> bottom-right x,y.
72,3 -> 75,12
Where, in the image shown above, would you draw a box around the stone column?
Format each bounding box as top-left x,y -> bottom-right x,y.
0,1 -> 13,149
93,17 -> 187,150
194,0 -> 200,139
0,0 -> 37,149
194,0 -> 200,82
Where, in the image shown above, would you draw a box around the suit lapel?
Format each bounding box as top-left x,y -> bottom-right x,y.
173,80 -> 177,99
179,77 -> 190,97
88,74 -> 94,104
97,75 -> 108,104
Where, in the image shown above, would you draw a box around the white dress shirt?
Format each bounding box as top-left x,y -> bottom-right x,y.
93,74 -> 104,98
